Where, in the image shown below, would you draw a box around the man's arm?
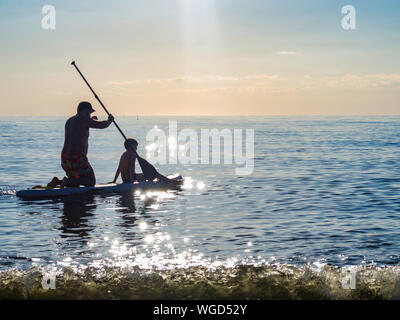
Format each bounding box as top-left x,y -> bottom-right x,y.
89,114 -> 114,129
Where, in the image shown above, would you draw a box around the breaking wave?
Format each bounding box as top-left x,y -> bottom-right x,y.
1,264 -> 400,300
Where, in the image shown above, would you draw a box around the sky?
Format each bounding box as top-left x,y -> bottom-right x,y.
0,0 -> 399,116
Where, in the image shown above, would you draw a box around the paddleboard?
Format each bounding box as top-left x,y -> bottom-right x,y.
16,174 -> 182,199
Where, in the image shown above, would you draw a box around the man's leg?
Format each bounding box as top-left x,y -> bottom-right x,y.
62,163 -> 96,187
62,175 -> 95,187
77,160 -> 96,186
61,177 -> 96,187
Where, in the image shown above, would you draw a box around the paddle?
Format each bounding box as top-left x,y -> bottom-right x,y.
71,60 -> 159,181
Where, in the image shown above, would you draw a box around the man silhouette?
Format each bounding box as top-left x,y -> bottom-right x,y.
59,101 -> 114,187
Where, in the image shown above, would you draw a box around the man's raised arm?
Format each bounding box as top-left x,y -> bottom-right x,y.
89,114 -> 114,129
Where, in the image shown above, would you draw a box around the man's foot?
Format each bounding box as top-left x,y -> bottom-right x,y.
47,177 -> 63,188
60,177 -> 68,188
60,177 -> 84,188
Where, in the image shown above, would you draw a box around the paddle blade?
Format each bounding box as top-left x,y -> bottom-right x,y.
136,152 -> 159,180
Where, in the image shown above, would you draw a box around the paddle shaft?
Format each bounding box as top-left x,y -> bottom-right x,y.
71,61 -> 128,141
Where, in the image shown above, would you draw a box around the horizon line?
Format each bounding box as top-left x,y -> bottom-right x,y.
1,114 -> 400,118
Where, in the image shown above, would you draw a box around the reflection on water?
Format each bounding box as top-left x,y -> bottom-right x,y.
8,187 -> 184,271
59,195 -> 96,241
116,193 -> 136,215
117,192 -> 137,241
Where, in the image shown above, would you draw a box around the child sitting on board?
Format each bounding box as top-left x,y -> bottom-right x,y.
112,138 -> 181,186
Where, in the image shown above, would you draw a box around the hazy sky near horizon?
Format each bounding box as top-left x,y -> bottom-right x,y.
0,0 -> 400,116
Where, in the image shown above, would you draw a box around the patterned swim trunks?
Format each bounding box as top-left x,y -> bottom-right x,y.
61,151 -> 95,179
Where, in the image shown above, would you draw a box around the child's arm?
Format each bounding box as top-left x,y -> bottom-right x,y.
112,155 -> 124,183
131,153 -> 137,179
112,165 -> 120,183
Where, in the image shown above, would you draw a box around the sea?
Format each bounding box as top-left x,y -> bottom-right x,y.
1,115 -> 400,299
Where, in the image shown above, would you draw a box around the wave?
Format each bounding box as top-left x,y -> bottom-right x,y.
1,264 -> 400,300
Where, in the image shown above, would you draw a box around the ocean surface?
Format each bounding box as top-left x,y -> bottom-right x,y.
1,116 -> 400,299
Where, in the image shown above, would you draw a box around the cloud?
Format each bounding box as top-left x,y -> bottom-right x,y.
107,74 -> 281,86
322,74 -> 400,89
276,51 -> 299,55
366,74 -> 400,87
107,80 -> 140,85
245,75 -> 281,80
106,73 -> 400,96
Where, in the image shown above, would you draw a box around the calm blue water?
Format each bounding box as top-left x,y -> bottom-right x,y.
1,116 -> 400,299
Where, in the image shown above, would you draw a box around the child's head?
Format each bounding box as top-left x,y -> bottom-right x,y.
124,138 -> 138,151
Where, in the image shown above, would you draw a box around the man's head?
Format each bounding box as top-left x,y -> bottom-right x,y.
124,138 -> 138,152
77,101 -> 95,116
